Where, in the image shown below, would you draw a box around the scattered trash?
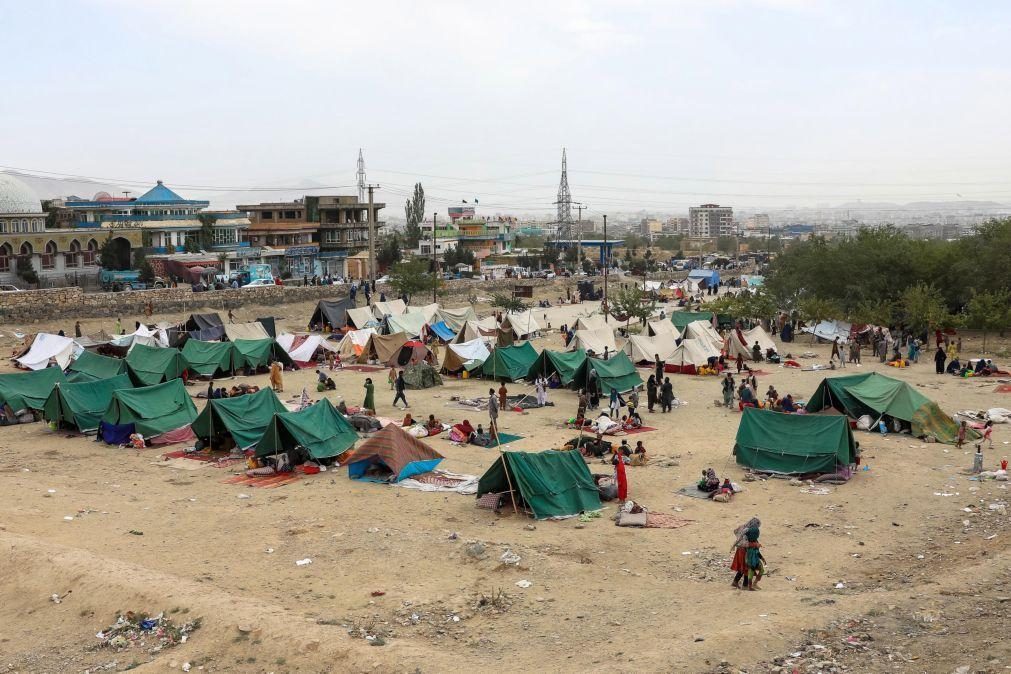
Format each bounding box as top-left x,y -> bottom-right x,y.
295,558 -> 313,566
50,593 -> 62,604
835,582 -> 846,589
466,542 -> 487,559
128,530 -> 143,536
371,590 -> 386,597
694,635 -> 705,642
515,580 -> 532,588
367,527 -> 380,533
237,494 -> 251,499
500,549 -> 522,565
524,524 -> 537,531
95,610 -> 201,653
63,516 -> 74,521
448,532 -> 459,540
265,548 -> 274,554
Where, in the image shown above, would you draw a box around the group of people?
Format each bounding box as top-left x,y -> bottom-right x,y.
205,382 -> 261,399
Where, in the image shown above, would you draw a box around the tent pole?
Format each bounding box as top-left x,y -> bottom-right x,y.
499,451 -> 519,515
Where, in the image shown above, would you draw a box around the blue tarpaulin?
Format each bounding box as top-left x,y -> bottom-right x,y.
429,321 -> 456,341
688,269 -> 721,286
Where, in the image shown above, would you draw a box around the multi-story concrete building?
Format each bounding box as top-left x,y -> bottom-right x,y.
415,219 -> 460,261
455,216 -> 513,263
306,195 -> 384,278
236,200 -> 318,278
689,203 -> 735,238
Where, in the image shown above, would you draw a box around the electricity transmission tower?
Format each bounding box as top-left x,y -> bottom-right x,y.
554,148 -> 573,240
357,149 -> 367,203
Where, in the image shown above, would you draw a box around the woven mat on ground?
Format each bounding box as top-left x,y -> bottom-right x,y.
394,470 -> 479,494
645,513 -> 695,529
222,471 -> 303,488
161,450 -> 244,468
343,365 -> 385,373
675,485 -> 715,500
477,491 -> 507,510
996,384 -> 1011,393
743,369 -> 772,376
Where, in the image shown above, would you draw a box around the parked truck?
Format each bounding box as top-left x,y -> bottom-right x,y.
99,269 -> 166,292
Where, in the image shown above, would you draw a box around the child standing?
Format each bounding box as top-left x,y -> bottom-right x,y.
956,420 -> 968,449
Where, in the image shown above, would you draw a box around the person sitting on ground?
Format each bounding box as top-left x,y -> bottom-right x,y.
946,357 -> 961,375
548,372 -> 562,389
425,414 -> 443,434
611,441 -> 631,465
712,477 -> 735,502
751,341 -> 763,362
779,394 -> 797,413
336,399 -> 349,415
592,411 -> 620,435
738,383 -> 757,411
697,467 -> 721,493
630,440 -> 648,466
765,385 -> 779,407
765,347 -> 780,363
318,376 -> 336,392
450,419 -> 476,443
402,412 -> 414,427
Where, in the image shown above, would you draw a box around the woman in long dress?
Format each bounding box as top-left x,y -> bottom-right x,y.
269,361 -> 283,393
660,377 -> 674,413
362,377 -> 375,414
646,375 -> 657,413
535,375 -> 548,406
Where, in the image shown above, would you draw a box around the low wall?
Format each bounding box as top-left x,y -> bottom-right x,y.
0,278 -> 578,324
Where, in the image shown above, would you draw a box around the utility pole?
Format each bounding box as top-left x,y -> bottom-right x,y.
432,212 -> 438,304
575,202 -> 585,273
602,214 -> 608,323
367,184 -> 378,290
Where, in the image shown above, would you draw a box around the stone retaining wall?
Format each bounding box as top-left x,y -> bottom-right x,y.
0,278 -> 578,324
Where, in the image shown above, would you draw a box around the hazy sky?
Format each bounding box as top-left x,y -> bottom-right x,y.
4,0 -> 1011,215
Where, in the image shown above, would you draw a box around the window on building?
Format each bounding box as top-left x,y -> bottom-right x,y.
212,228 -> 237,246
66,240 -> 81,268
41,241 -> 57,270
261,211 -> 273,220
284,211 -> 297,219
0,219 -> 5,233
0,243 -> 11,272
83,239 -> 97,265
323,230 -> 341,244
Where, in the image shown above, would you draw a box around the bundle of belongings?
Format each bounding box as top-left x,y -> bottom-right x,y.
695,467 -> 741,502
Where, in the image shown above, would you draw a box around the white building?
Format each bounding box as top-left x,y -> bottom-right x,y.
689,204 -> 736,238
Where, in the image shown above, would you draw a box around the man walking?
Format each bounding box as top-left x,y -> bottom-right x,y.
488,387 -> 499,440
393,370 -> 408,409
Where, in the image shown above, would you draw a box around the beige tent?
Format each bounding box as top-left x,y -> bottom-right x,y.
727,326 -> 777,360
224,322 -> 271,341
442,337 -> 491,373
682,320 -> 723,350
411,303 -> 441,324
453,320 -> 499,346
501,310 -> 542,339
436,306 -> 478,332
574,314 -> 609,332
623,334 -> 678,364
346,306 -> 378,329
362,332 -> 410,366
668,338 -> 721,373
336,328 -> 378,360
647,320 -> 680,339
371,299 -> 407,319
569,327 -> 618,355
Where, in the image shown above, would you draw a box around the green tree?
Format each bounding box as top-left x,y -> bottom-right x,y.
403,183 -> 425,248
898,283 -> 950,335
798,297 -> 842,341
963,289 -> 1010,353
847,299 -> 893,327
491,293 -> 527,313
183,237 -> 201,254
389,259 -> 436,302
196,213 -> 217,249
135,247 -> 156,284
377,234 -> 402,270
15,255 -> 38,286
654,235 -> 682,251
623,233 -> 645,253
541,242 -> 561,267
444,245 -> 476,268
98,234 -> 122,270
608,284 -> 656,330
716,236 -> 737,254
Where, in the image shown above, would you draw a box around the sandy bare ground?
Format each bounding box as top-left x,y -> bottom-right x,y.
1,290 -> 1009,673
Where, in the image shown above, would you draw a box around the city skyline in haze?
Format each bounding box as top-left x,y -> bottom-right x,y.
4,1 -> 1011,215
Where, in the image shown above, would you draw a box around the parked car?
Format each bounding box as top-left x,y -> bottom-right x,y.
243,278 -> 276,287
0,284 -> 22,292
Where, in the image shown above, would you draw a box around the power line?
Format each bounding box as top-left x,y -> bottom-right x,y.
0,166 -> 356,192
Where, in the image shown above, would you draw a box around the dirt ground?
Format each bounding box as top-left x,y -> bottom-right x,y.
1,288 -> 1009,674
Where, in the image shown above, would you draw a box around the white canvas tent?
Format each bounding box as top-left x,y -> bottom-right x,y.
669,338 -> 721,373
283,334 -> 339,365
727,326 -> 777,359
371,299 -> 407,319
346,306 -> 378,329
569,327 -> 618,355
436,306 -> 478,332
623,334 -> 677,364
225,322 -> 271,341
335,328 -> 377,360
442,337 -> 491,372
501,310 -> 542,339
453,320 -> 498,346
411,303 -> 441,324
682,320 -> 723,350
574,314 -> 609,332
646,319 -> 680,339
386,311 -> 428,338
16,333 -> 76,370
802,319 -> 851,343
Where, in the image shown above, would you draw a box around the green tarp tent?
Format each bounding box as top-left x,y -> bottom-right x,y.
734,407 -> 856,474
670,311 -> 714,330
102,378 -> 198,438
126,343 -> 189,386
231,338 -> 294,371
482,342 -> 538,381
806,372 -> 969,445
573,352 -> 643,394
254,398 -> 358,461
526,349 -> 587,386
181,339 -> 235,377
477,450 -> 602,520
43,373 -> 133,433
66,351 -> 127,383
0,367 -> 66,414
402,362 -> 443,389
191,387 -> 288,449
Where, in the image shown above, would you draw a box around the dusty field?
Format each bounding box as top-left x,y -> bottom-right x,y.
1,289 -> 1009,673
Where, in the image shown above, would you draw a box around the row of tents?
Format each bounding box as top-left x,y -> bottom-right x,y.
733,372 -> 970,474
